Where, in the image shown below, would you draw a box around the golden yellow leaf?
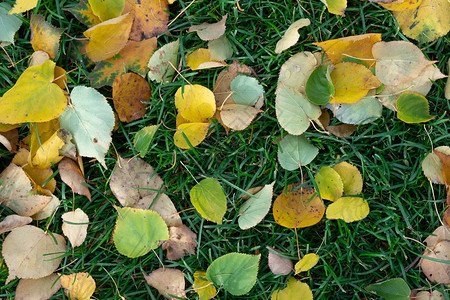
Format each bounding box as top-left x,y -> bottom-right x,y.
30,14 -> 64,59
29,118 -> 60,162
330,62 -> 381,104
271,277 -> 313,300
54,66 -> 67,89
83,13 -> 133,62
326,197 -> 369,222
186,48 -> 227,70
60,272 -> 96,300
193,271 -> 216,300
32,129 -> 72,169
294,253 -> 320,274
174,123 -> 210,149
315,166 -> 343,201
112,73 -> 150,122
313,33 -> 381,66
380,0 -> 421,11
273,185 -> 324,228
175,85 -> 216,123
332,161 -> 363,195
321,0 -> 347,16
8,0 -> 37,14
0,60 -> 67,124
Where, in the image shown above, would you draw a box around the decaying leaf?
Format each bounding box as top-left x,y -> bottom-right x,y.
267,247 -> 293,275
28,50 -> 50,66
67,1 -> 101,27
420,240 -> 450,284
193,270 -> 216,300
89,0 -> 124,21
30,14 -> 64,59
62,208 -> 89,248
162,224 -> 197,260
15,273 -> 61,300
424,226 -> 450,249
271,277 -> 313,300
145,268 -> 187,299
220,104 -> 261,131
2,225 -> 66,283
326,197 -> 369,222
188,15 -> 227,41
60,272 -> 96,300
378,0 -> 422,11
59,157 -> 91,200
148,39 -> 179,83
0,128 -> 18,152
31,128 -> 72,169
414,290 -> 445,300
294,253 -> 319,274
186,48 -> 228,70
0,215 -> 32,234
422,146 -> 450,185
275,18 -> 310,54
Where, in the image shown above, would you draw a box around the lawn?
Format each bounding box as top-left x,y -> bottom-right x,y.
0,0 -> 449,299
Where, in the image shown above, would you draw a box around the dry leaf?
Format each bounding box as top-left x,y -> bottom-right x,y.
186,48 -> 227,70
424,226 -> 450,248
188,15 -> 227,41
29,50 -> 50,66
60,272 -> 96,300
220,104 -> 261,131
162,224 -> 197,260
0,128 -> 18,152
62,208 -> 89,247
0,215 -> 32,234
327,124 -> 356,137
145,268 -> 187,299
124,0 -> 169,41
59,157 -> 91,200
15,273 -> 61,300
275,18 -> 310,54
267,247 -> 293,275
137,193 -> 182,227
420,240 -> 450,284
30,14 -> 64,59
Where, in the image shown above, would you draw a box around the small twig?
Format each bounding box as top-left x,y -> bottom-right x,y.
167,0 -> 196,27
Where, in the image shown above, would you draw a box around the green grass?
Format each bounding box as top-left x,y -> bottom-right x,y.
1,0 -> 449,299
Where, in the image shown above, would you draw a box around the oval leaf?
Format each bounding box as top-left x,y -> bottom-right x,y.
238,182 -> 274,230
305,64 -> 334,105
190,178 -> 227,224
326,197 -> 369,222
278,134 -> 318,171
396,92 -> 434,123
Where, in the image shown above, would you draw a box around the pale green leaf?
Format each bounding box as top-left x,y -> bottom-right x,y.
147,39 -> 179,83
0,3 -> 22,45
396,92 -> 434,123
238,182 -> 274,230
230,75 -> 264,107
325,94 -> 382,125
365,278 -> 411,300
208,35 -> 233,61
133,125 -> 159,158
190,178 -> 227,224
278,134 -> 318,171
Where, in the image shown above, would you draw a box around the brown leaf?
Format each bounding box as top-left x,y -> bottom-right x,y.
434,149 -> 450,205
420,240 -> 450,284
424,226 -> 450,249
59,157 -> 91,200
136,193 -> 182,227
62,208 -> 89,247
327,124 -> 356,137
124,0 -> 169,41
220,104 -> 261,131
15,273 -> 61,300
0,215 -> 32,234
267,246 -> 293,275
162,225 -> 197,260
0,129 -> 18,152
113,73 -> 151,122
188,15 -> 227,41
144,268 -> 186,299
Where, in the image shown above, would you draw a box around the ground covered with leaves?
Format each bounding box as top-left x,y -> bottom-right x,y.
0,0 -> 449,299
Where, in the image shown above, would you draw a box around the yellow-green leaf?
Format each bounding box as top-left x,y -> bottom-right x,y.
294,253 -> 320,274
89,0 -> 124,21
193,271 -> 216,300
332,161 -> 363,195
67,1 -> 101,27
326,197 -> 369,222
174,122 -> 210,149
190,178 -> 227,224
315,166 -> 343,201
271,277 -> 313,300
30,14 -> 64,59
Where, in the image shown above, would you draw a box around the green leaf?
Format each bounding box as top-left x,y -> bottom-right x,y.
324,94 -> 382,125
275,85 -> 321,135
67,1 -> 101,27
315,166 -> 343,201
230,75 -> 264,106
133,125 -> 159,158
147,39 -> 179,83
278,134 -> 318,171
88,0 -> 124,21
0,3 -> 22,45
206,253 -> 260,296
59,86 -> 114,168
305,64 -> 334,105
190,178 -> 227,224
238,182 -> 274,230
113,206 -> 169,258
396,92 -> 434,123
365,278 -> 411,300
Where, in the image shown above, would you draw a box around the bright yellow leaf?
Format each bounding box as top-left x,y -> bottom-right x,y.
315,166 -> 343,201
0,60 -> 67,124
186,48 -> 227,70
380,0 -> 422,11
330,62 -> 381,104
326,197 -> 369,222
32,129 -> 72,169
30,14 -> 64,59
8,0 -> 37,14
321,0 -> 347,16
83,13 -> 133,62
60,272 -> 96,300
193,271 -> 216,300
332,161 -> 363,195
29,119 -> 60,162
294,253 -> 320,274
175,85 -> 216,123
271,277 -> 313,300
174,123 -> 210,149
273,186 -> 324,228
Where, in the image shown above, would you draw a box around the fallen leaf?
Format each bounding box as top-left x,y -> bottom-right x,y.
142,193 -> 182,227
59,86 -> 115,168
315,166 -> 344,201
30,195 -> 60,220
446,58 -> 450,100
422,146 -> 450,185
379,0 -> 422,11
230,75 -> 264,106
366,278 -> 411,300
188,15 -> 227,41
267,247 -> 293,275
273,185 -> 324,228
145,268 -> 186,299
190,178 -> 227,224
415,290 -> 445,300
420,240 -> 450,284
275,18 -> 310,54
327,124 -> 356,137
433,150 -> 450,186
148,39 -> 179,83
133,125 -> 159,158
326,197 -> 369,222
220,104 -> 261,131
162,224 -> 197,260
60,272 -> 96,300
175,84 -> 216,122
325,93 -> 382,125
208,35 -> 233,61
8,0 -> 37,14
67,1 -> 101,27
89,0 -> 124,21
332,161 -> 363,195
0,60 -> 67,124
0,215 -> 32,234
424,226 -> 450,249
305,64 -> 335,105
31,129 -> 72,168
278,51 -> 318,93
294,253 -> 319,274
396,92 -> 434,123
0,128 -> 18,152
321,0 -> 347,16
277,134 -> 318,171
193,271 -> 216,300
15,273 -> 61,300
59,157 -> 91,200
0,3 -> 22,45
28,50 -> 50,66
186,48 -> 227,70
174,122 -> 211,149
2,225 -> 66,283
30,14 -> 64,59
113,72 -> 150,122
83,13 -> 133,62
62,208 -> 89,247
238,182 -> 274,230
271,277 -> 313,300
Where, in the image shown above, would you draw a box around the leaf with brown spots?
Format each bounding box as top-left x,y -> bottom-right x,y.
112,73 -> 150,122
67,1 -> 101,27
420,240 -> 450,284
58,158 -> 91,200
30,14 -> 64,59
0,215 -> 32,234
162,225 -> 197,260
144,268 -> 187,299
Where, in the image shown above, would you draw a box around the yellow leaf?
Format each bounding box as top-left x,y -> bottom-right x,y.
294,253 -> 320,274
315,166 -> 343,201
8,0 -> 37,14
326,197 -> 369,222
186,48 -> 227,70
174,123 -> 210,149
0,60 -> 67,124
60,272 -> 96,300
83,13 -> 133,62
30,14 -> 64,59
32,129 -> 72,169
88,0 -> 124,21
271,277 -> 313,300
331,62 -> 381,104
193,271 -> 216,300
29,119 -> 60,163
112,73 -> 150,122
273,185 -> 324,228
379,0 -> 422,11
313,33 -> 381,66
332,161 -> 363,195
321,0 -> 347,16
175,85 -> 216,122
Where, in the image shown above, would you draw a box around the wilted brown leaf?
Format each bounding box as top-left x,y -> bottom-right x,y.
59,157 -> 91,200
162,225 -> 197,260
0,215 -> 32,234
267,246 -> 293,275
145,268 -> 186,299
15,273 -> 61,300
62,208 -> 89,247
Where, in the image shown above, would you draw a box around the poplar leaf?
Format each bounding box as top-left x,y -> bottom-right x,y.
30,14 -> 64,59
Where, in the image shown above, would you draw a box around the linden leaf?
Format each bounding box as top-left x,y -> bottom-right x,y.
238,182 -> 274,230
59,86 -> 114,168
230,75 -> 264,106
175,85 -> 216,122
396,92 -> 434,123
330,62 -> 381,104
15,274 -> 61,300
8,0 -> 37,14
30,14 -> 64,59
267,247 -> 293,275
190,178 -> 227,224
325,94 -> 382,125
278,134 -> 318,171
144,268 -> 186,299
148,39 -> 179,83
321,0 -> 347,16
326,197 -> 369,222
188,15 -> 227,41
278,51 -> 318,93
174,122 -> 210,149
294,253 -> 320,274
193,271 -> 216,300
162,224 -> 197,260
220,104 -> 261,131
2,225 -> 66,283
67,1 -> 101,27
0,3 -> 22,45
315,166 -> 344,201
113,207 -> 169,258
60,272 -> 96,300
112,73 -> 150,122
88,0 -> 124,21
58,157 -> 91,200
0,215 -> 32,235
133,125 -> 159,158
208,35 -> 233,61
271,277 -> 313,300
305,64 -> 335,105
422,146 -> 450,184
83,13 -> 133,62
366,278 -> 411,300
206,253 -> 260,296
62,208 -> 89,248
313,33 -> 381,66
275,18 -> 310,54
186,48 -> 227,70
0,60 -> 66,124
332,161 -> 363,195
